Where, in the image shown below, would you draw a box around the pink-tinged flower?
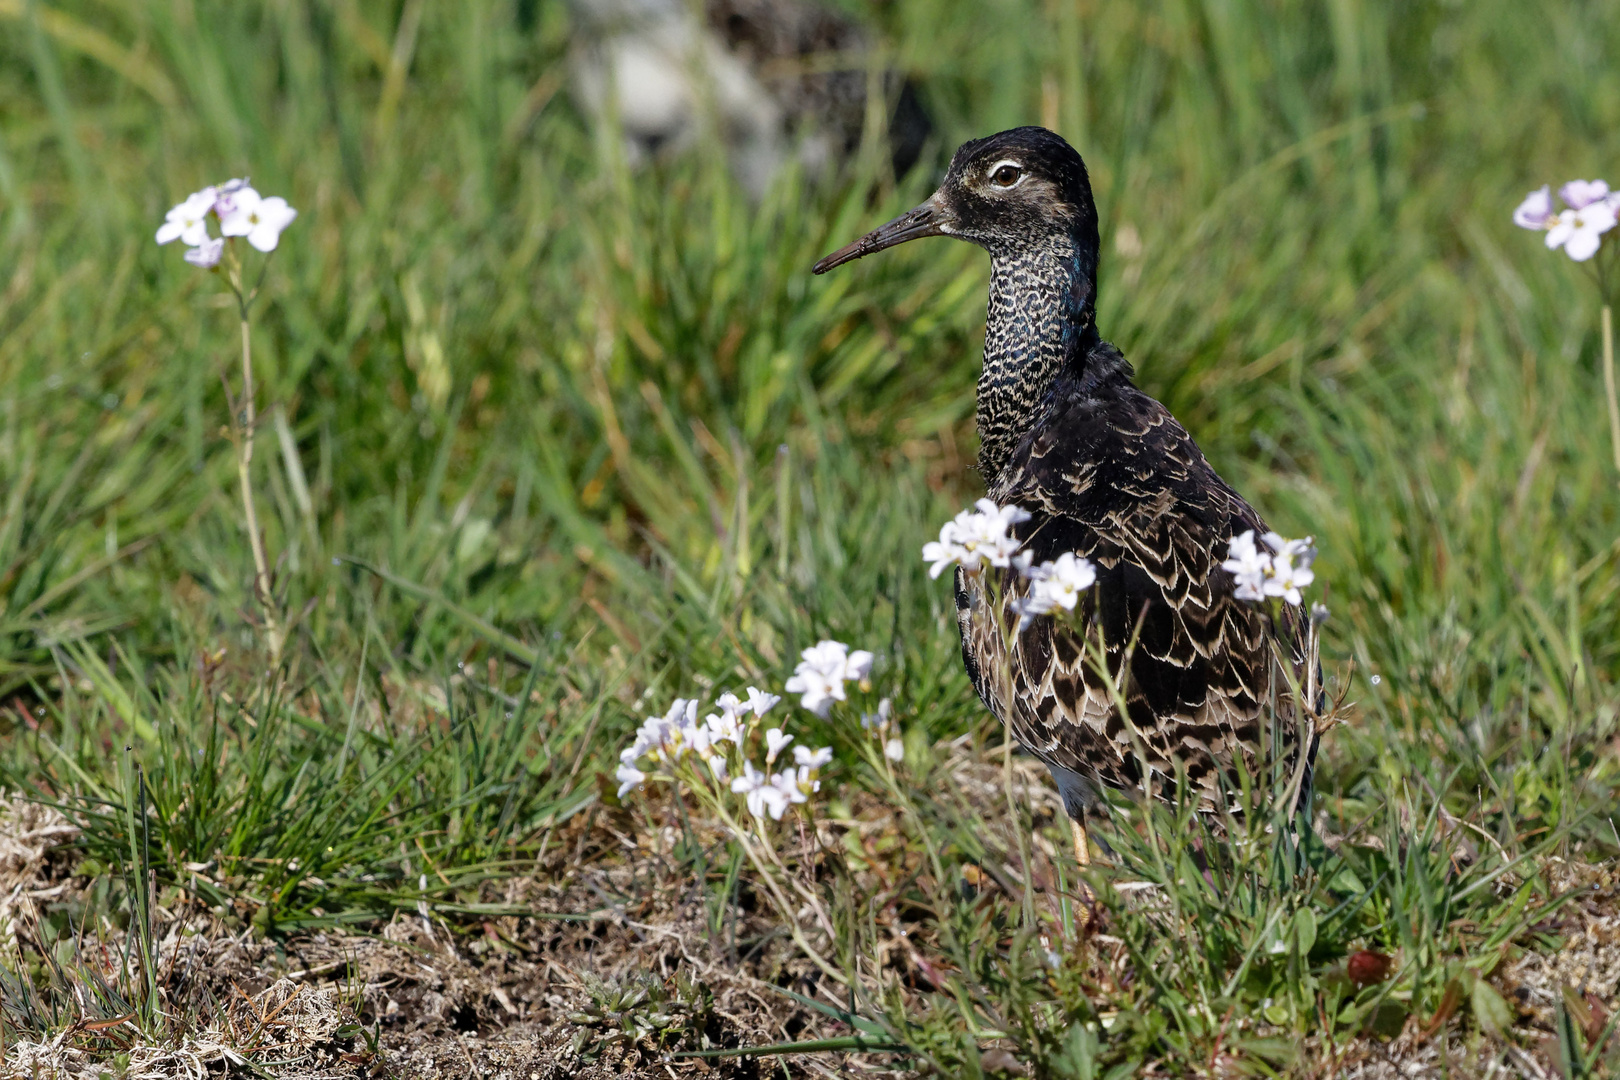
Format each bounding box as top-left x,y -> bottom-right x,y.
1558,179 -> 1611,210
632,698 -> 700,762
156,187 -> 218,246
184,237 -> 224,268
1512,186 -> 1553,230
218,187 -> 298,252
211,177 -> 252,217
1546,201 -> 1617,262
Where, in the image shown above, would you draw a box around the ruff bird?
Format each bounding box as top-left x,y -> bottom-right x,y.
813,127 -> 1314,865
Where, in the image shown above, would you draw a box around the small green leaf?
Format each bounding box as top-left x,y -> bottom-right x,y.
1471,978 -> 1514,1037
1292,907 -> 1317,956
1326,865 -> 1365,894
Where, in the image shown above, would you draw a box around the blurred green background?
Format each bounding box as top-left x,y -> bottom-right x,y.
1,0 -> 1618,920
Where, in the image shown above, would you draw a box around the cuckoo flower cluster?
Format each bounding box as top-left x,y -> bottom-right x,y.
784,639 -> 873,717
922,499 -> 1099,631
1514,180 -> 1618,262
616,639 -> 882,822
155,179 -> 297,268
923,499 -> 1032,578
1221,530 -> 1317,606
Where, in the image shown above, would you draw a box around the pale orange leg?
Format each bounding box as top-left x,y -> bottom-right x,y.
1069,817 -> 1098,926
1070,817 -> 1091,869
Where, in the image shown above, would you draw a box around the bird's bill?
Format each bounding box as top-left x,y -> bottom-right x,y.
812,195 -> 951,274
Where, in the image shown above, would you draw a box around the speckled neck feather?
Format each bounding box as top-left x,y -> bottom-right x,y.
978,235 -> 1098,487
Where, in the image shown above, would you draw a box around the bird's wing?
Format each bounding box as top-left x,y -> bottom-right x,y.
970,378 -> 1304,805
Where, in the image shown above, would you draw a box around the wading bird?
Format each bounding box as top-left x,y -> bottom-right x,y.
813,127 -> 1314,867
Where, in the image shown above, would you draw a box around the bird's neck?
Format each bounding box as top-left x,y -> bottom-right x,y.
978,237 -> 1098,486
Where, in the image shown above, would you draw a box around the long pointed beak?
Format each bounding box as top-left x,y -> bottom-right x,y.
812,195 -> 951,274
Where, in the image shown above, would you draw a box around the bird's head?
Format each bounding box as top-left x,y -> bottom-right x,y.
813,126 -> 1100,273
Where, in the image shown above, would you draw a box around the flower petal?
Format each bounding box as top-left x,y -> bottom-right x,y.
1513,185 -> 1552,229
1558,179 -> 1610,211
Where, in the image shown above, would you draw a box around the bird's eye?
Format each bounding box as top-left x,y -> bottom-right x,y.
990,163 -> 1022,187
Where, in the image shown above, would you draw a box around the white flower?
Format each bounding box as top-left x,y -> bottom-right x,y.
770,770 -> 808,810
786,665 -> 840,717
1546,201 -> 1616,262
1010,552 -> 1097,629
784,640 -> 874,717
210,177 -> 252,218
156,187 -> 217,247
635,698 -> 700,762
793,764 -> 820,795
731,762 -> 788,820
745,687 -> 780,717
688,722 -> 716,758
704,693 -> 747,744
615,762 -> 646,799
1310,602 -> 1330,625
921,536 -> 966,579
921,499 -> 1031,578
764,727 -> 794,763
1222,530 -> 1318,605
861,697 -> 892,730
1559,179 -> 1611,210
1513,185 -> 1553,230
184,237 -> 224,268
1260,533 -> 1316,606
793,745 -> 834,770
884,737 -> 905,763
218,186 -> 298,253
1221,530 -> 1271,601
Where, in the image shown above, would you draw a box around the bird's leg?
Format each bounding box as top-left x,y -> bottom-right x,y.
1070,817 -> 1091,869
1068,815 -> 1098,933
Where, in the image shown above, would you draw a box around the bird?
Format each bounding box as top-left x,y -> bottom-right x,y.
813,126 -> 1315,868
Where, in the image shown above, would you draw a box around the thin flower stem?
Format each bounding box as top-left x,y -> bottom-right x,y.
990,579 -> 1038,931
236,309 -> 281,661
679,770 -> 844,984
1602,304 -> 1619,478
712,799 -> 845,985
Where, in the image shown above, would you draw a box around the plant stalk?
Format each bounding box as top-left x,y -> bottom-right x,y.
1603,304 -> 1619,479
236,311 -> 282,660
